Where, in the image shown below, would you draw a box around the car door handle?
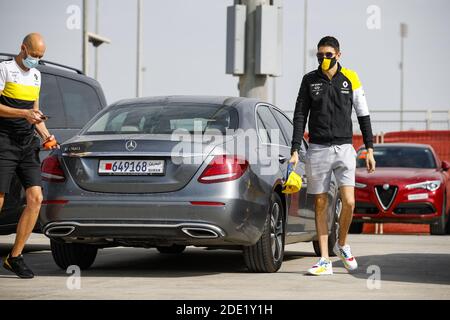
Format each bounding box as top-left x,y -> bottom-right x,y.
278,155 -> 287,163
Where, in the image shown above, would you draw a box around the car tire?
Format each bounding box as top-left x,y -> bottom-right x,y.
243,193 -> 285,273
313,197 -> 341,257
156,245 -> 186,254
431,196 -> 447,235
349,222 -> 364,234
50,240 -> 98,270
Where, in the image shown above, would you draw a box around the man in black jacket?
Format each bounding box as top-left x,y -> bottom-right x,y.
289,36 -> 376,276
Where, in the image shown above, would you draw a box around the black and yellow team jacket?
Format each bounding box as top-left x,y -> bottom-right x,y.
290,63 -> 374,154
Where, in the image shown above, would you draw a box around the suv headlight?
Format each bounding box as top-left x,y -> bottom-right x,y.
406,180 -> 441,192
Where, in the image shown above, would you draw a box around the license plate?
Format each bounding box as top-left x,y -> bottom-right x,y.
98,160 -> 165,175
408,193 -> 428,201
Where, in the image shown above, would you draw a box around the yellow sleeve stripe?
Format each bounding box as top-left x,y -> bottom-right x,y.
2,82 -> 40,101
340,67 -> 362,91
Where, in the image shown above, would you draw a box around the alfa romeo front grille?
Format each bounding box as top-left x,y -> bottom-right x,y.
374,185 -> 398,210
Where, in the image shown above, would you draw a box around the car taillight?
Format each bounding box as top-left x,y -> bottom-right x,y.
41,155 -> 66,182
198,155 -> 248,184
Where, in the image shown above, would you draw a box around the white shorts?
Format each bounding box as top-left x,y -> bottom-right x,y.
305,143 -> 357,194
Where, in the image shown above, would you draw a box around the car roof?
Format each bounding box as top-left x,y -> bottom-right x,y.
112,95 -> 258,108
0,53 -> 101,89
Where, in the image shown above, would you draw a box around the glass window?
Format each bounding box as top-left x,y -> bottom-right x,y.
356,146 -> 436,169
39,74 -> 65,128
84,104 -> 239,135
256,106 -> 288,146
256,113 -> 270,144
272,108 -> 293,143
57,77 -> 102,129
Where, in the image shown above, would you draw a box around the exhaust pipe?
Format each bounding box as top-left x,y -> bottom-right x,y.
43,222 -> 225,239
45,225 -> 75,237
182,227 -> 220,239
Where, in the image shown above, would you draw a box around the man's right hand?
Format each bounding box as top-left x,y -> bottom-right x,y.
23,109 -> 44,124
289,151 -> 299,167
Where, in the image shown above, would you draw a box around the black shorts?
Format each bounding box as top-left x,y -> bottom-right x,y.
0,132 -> 42,194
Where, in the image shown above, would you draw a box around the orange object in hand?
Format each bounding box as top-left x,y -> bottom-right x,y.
358,150 -> 368,160
43,139 -> 57,150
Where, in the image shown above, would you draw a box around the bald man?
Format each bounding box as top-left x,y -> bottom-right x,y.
0,33 -> 57,278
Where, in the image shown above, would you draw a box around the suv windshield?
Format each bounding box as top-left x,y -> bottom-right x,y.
83,104 -> 239,135
356,146 -> 436,169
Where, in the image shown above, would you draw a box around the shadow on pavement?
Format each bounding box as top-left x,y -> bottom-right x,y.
283,250 -> 317,260
0,243 -> 50,256
333,253 -> 450,285
0,246 -> 249,278
1,242 -> 449,285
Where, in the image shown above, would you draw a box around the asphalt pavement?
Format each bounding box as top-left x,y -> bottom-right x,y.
0,233 -> 449,300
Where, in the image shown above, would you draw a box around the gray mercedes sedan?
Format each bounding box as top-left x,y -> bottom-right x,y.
39,96 -> 340,272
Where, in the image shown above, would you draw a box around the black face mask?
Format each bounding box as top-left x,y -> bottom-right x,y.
318,57 -> 337,71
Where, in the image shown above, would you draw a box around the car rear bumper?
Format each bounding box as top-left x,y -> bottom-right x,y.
43,220 -> 228,245
40,197 -> 268,246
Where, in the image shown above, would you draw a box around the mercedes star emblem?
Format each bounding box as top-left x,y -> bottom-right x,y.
125,140 -> 137,152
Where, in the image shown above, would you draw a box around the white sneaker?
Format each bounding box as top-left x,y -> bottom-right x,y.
333,243 -> 358,271
307,257 -> 333,276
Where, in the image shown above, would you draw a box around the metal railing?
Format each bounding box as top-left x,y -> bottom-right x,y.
283,109 -> 450,133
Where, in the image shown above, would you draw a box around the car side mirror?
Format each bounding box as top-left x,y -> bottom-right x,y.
442,160 -> 450,171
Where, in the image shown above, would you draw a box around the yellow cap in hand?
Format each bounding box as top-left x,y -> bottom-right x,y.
282,170 -> 302,194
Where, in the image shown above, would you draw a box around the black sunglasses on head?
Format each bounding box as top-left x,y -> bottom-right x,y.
316,52 -> 335,59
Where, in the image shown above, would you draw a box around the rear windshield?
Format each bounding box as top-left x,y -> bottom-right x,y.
356,146 -> 436,169
83,104 -> 239,135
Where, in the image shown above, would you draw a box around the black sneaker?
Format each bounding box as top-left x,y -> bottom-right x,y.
3,254 -> 35,279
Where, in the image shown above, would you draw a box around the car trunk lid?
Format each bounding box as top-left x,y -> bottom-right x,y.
61,134 -> 222,193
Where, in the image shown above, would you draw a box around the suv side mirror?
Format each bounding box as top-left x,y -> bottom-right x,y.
442,160 -> 450,171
